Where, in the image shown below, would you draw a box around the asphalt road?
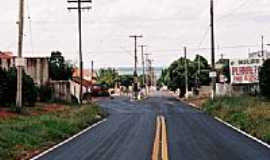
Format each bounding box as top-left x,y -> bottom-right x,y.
37,92 -> 270,160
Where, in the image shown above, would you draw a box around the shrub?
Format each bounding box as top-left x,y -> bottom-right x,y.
0,68 -> 38,107
38,85 -> 53,102
259,59 -> 270,98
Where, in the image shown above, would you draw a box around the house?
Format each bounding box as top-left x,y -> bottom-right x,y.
73,68 -> 97,84
0,51 -> 15,70
0,51 -> 49,86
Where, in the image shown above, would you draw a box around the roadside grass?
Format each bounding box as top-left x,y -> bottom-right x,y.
203,96 -> 270,144
0,104 -> 106,160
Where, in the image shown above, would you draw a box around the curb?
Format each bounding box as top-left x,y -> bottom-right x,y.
215,117 -> 270,149
30,118 -> 107,160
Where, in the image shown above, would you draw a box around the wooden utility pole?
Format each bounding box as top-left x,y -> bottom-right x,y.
261,35 -> 264,60
144,53 -> 151,95
91,60 -> 94,81
16,0 -> 25,112
139,45 -> 147,86
129,35 -> 143,100
184,47 -> 188,98
210,0 -> 216,99
68,0 -> 91,104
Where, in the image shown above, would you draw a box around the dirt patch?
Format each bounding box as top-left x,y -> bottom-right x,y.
30,103 -> 66,116
0,109 -> 17,119
185,96 -> 208,109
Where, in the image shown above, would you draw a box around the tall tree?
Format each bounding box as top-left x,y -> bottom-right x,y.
49,51 -> 74,80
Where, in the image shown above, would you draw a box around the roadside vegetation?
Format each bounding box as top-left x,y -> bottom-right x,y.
203,96 -> 270,144
158,55 -> 211,97
0,104 -> 106,160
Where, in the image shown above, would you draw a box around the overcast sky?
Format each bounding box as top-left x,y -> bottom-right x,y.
1,0 -> 270,68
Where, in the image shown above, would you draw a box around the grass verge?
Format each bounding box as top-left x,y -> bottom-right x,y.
203,96 -> 270,144
0,104 -> 106,160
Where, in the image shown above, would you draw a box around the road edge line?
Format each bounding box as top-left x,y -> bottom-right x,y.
30,118 -> 108,160
215,117 -> 270,149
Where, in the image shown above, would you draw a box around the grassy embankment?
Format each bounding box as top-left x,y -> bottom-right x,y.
203,96 -> 270,144
0,104 -> 106,160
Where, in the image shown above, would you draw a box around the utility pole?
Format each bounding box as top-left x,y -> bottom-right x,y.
196,55 -> 201,90
144,53 -> 151,95
91,60 -> 94,81
261,35 -> 264,60
129,35 -> 143,100
139,45 -> 147,86
16,0 -> 25,112
210,0 -> 216,99
68,0 -> 92,104
184,47 -> 188,98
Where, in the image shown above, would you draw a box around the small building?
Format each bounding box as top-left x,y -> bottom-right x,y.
0,51 -> 49,86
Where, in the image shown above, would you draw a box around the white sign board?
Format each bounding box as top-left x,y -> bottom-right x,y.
209,71 -> 217,78
15,58 -> 26,67
230,59 -> 263,84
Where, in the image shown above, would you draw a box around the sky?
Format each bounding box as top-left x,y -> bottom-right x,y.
0,0 -> 270,69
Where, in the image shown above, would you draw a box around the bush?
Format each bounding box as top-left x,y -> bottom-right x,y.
0,68 -> 38,107
259,59 -> 270,98
38,85 -> 53,102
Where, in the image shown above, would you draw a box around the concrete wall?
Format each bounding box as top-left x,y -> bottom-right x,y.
50,80 -> 72,103
70,80 -> 91,103
0,57 -> 49,86
25,58 -> 49,86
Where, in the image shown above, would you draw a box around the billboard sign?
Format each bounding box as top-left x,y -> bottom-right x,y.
230,59 -> 263,84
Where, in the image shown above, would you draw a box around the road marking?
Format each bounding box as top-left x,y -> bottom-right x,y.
30,119 -> 107,160
152,115 -> 169,160
215,117 -> 270,149
161,116 -> 169,160
152,116 -> 161,160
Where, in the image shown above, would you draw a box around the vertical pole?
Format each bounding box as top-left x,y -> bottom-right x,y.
140,45 -> 146,86
78,0 -> 83,104
261,35 -> 264,60
91,60 -> 94,81
129,35 -> 142,99
184,47 -> 188,98
210,0 -> 216,99
16,0 -> 25,112
134,37 -> 138,99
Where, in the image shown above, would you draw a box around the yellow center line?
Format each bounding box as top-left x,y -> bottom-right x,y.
152,116 -> 161,160
152,115 -> 169,160
161,116 -> 169,160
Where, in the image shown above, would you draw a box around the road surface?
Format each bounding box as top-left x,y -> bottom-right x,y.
36,92 -> 270,160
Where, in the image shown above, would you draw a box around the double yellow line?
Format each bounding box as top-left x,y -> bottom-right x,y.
152,115 -> 169,160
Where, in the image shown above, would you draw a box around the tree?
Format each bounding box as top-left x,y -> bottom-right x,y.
259,59 -> 270,98
158,55 -> 211,97
49,51 -> 74,80
97,68 -> 119,88
118,75 -> 133,88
